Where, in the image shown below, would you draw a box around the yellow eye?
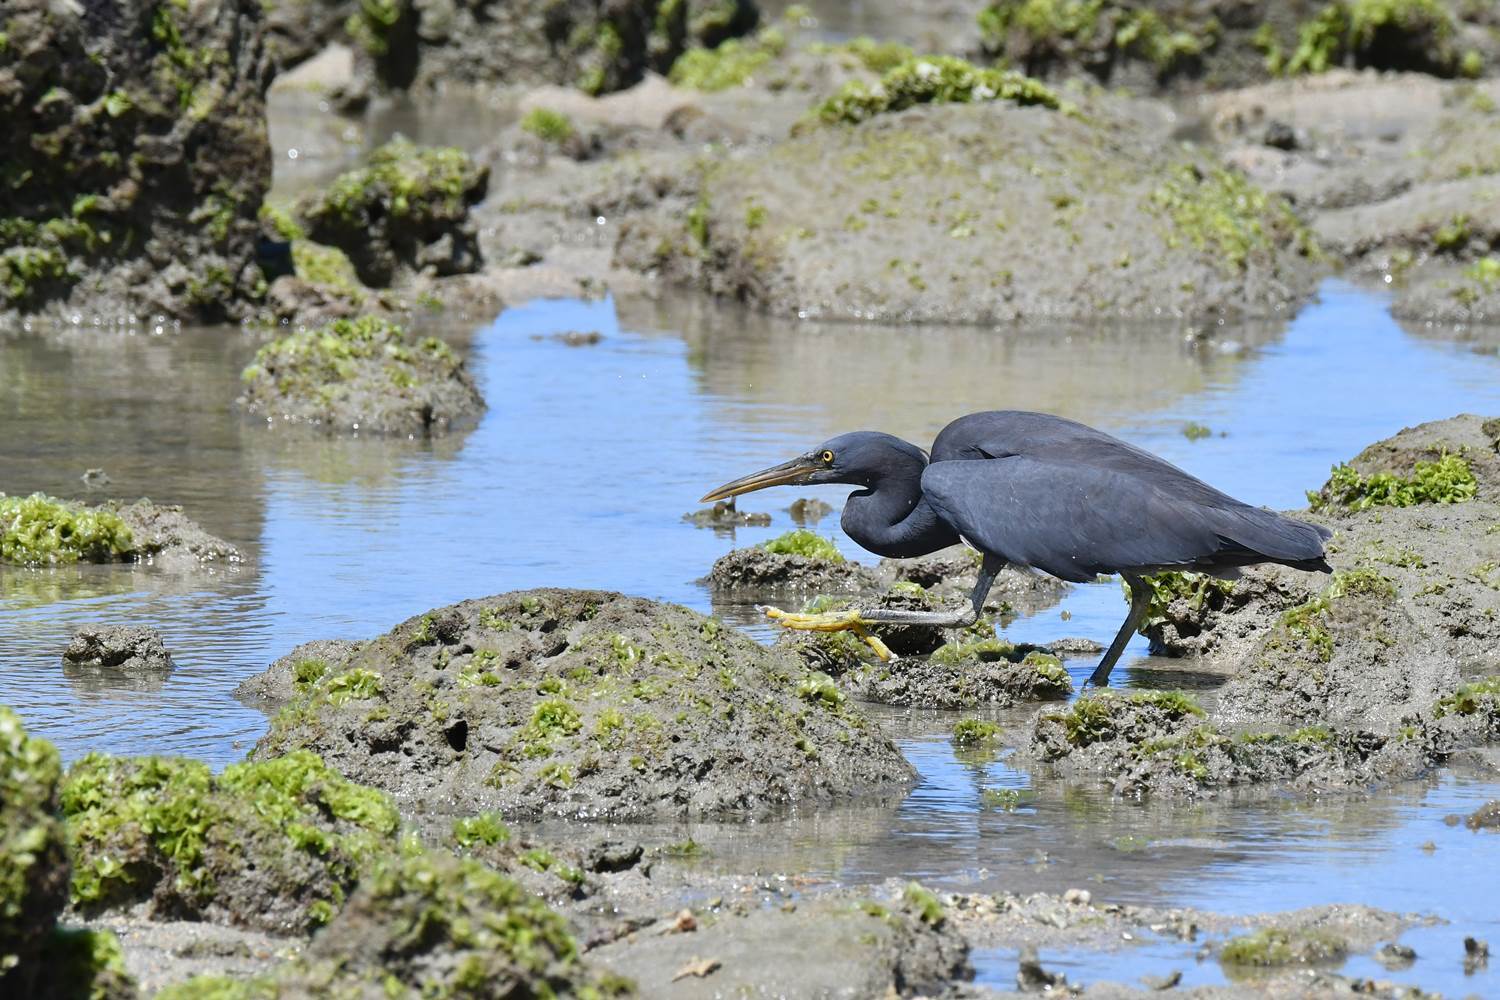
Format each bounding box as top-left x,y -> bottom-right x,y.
821,450 -> 835,464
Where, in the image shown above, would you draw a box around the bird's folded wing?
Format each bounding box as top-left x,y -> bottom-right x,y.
920,456 -> 1224,583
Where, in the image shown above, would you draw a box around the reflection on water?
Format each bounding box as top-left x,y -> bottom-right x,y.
3,282 -> 1500,994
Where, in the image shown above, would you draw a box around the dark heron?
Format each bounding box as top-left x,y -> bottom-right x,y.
700,410 -> 1332,687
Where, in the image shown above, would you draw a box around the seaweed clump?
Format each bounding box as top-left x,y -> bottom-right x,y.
238,316 -> 484,436
61,750 -> 400,933
811,56 -> 1067,126
669,25 -> 788,90
299,139 -> 489,286
761,529 -> 845,562
1149,163 -> 1315,275
1308,452 -> 1477,512
0,707 -> 136,1000
0,493 -> 134,567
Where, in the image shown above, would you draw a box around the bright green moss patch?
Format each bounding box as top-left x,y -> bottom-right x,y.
762,529 -> 844,561
291,240 -> 362,295
1308,452 -> 1477,511
953,718 -> 1002,746
1327,568 -> 1396,601
930,636 -> 1020,666
1219,927 -> 1348,966
452,812 -> 511,848
258,202 -> 305,241
1434,676 -> 1500,718
0,493 -> 135,567
0,245 -> 69,304
903,881 -> 945,925
797,671 -> 845,709
521,107 -> 576,143
61,750 -> 398,930
668,27 -> 786,90
325,668 -> 383,705
811,56 -> 1066,126
1150,164 -> 1312,273
1021,650 -> 1068,685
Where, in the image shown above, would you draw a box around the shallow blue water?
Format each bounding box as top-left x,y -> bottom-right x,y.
3,281 -> 1500,994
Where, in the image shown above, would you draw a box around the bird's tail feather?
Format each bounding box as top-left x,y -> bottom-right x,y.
1210,505 -> 1331,568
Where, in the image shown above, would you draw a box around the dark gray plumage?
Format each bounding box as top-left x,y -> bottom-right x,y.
701,410 -> 1332,687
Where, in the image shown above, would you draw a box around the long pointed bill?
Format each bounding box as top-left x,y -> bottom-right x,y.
700,456 -> 820,503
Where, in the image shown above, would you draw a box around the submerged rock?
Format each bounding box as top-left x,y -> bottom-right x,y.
237,315 -> 485,436
299,140 -> 488,287
61,750 -> 401,935
0,708 -> 137,1000
247,589 -> 914,819
0,0 -> 273,320
682,500 -> 772,528
63,626 -> 174,673
0,494 -> 239,569
615,75 -> 1320,323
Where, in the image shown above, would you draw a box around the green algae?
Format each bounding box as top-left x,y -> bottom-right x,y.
978,0 -> 1217,76
1433,676 -> 1500,718
1149,164 -> 1312,273
1308,452 -> 1477,511
1,706 -> 66,979
0,493 -> 135,567
451,812 -> 510,848
61,750 -> 398,929
1219,926 -> 1348,966
668,26 -> 786,90
953,718 -> 1003,746
1454,256 -> 1500,306
807,36 -> 914,74
520,107 -> 576,143
811,55 -> 1066,126
315,140 -> 480,225
241,315 -> 460,407
1056,690 -> 1203,748
1182,421 -> 1213,440
762,529 -> 844,561
1279,0 -> 1460,76
903,881 -> 945,925
290,241 -> 363,296
797,671 -> 845,709
929,636 -> 1020,666
1132,571 -> 1234,635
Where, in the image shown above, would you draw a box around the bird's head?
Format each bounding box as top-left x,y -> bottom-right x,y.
699,431 -> 925,502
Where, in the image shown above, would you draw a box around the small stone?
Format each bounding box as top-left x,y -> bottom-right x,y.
1376,942 -> 1416,969
1141,969 -> 1182,990
672,957 -> 721,981
1444,813 -> 1463,826
1464,936 -> 1489,974
1463,800 -> 1500,831
663,909 -> 697,934
62,625 -> 173,672
1063,888 -> 1092,906
1263,120 -> 1299,151
583,840 -> 643,873
1017,945 -> 1066,992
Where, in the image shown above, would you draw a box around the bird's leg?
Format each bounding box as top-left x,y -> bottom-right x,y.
762,556 -> 1004,661
1084,572 -> 1152,690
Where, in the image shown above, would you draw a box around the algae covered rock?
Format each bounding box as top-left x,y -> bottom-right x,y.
156,849 -> 623,999
0,494 -> 239,568
63,625 -> 174,673
238,315 -> 484,436
0,707 -> 68,989
61,750 -> 401,934
0,0 -> 273,319
299,140 -> 488,287
1132,415 -> 1500,730
346,0 -> 758,97
616,80 -> 1319,323
247,588 -> 914,819
707,531 -> 877,592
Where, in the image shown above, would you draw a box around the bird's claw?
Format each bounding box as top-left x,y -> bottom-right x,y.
759,605 -> 894,662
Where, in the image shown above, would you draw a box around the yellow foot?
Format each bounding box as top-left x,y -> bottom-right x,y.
760,606 -> 893,662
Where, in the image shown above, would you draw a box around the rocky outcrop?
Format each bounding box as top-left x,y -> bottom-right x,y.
0,0 -> 274,320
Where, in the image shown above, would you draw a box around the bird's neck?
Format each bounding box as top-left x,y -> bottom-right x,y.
841,460 -> 959,559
